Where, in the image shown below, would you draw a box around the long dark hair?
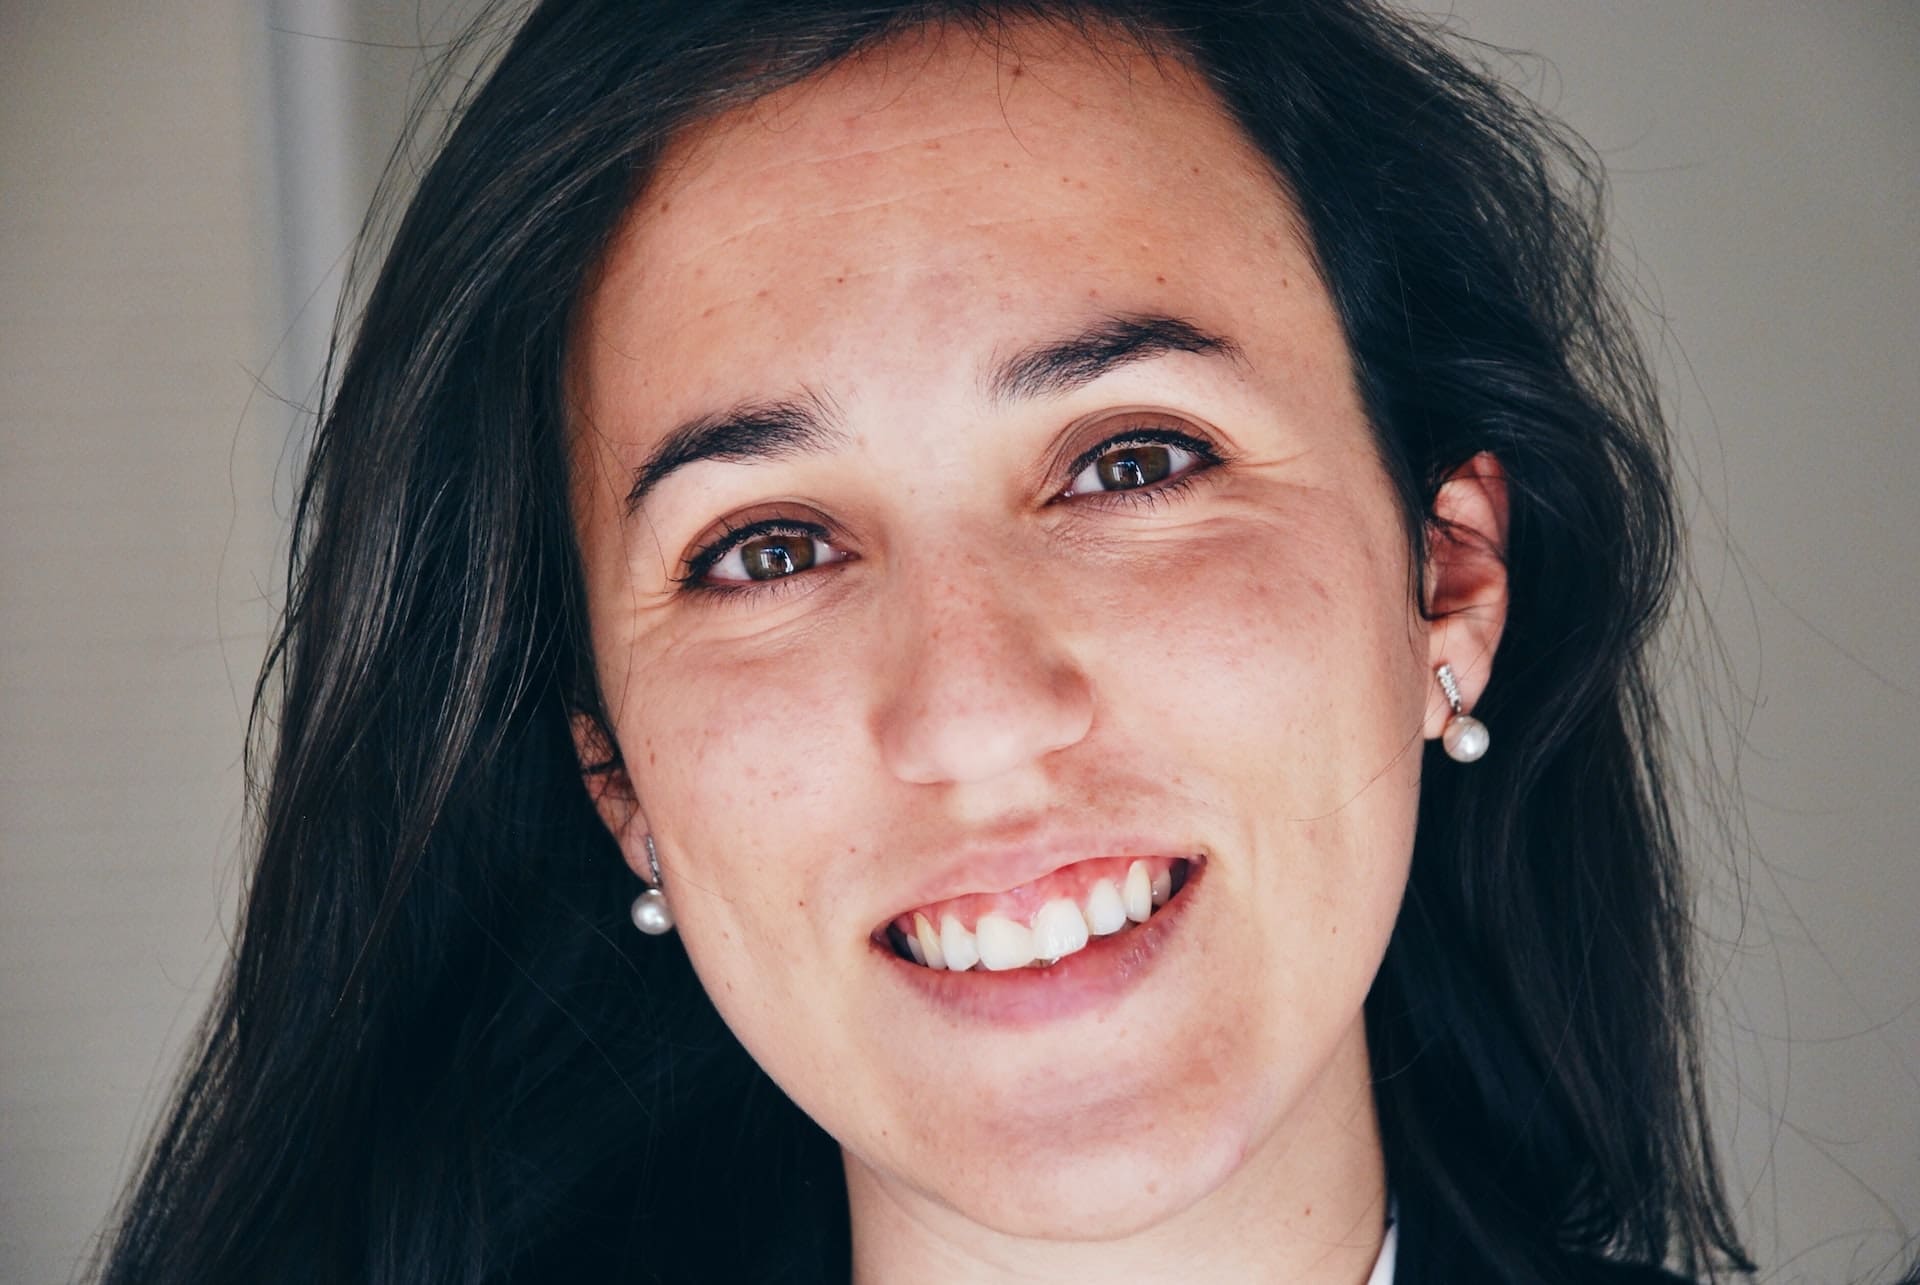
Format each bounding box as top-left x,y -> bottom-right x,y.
91,2 -> 1752,1281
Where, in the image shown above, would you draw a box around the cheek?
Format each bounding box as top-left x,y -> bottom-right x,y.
613,654 -> 877,1092
1079,497 -> 1424,807
623,635 -> 875,953
1075,495 -> 1423,977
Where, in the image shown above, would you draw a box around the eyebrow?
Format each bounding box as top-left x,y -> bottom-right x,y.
621,312 -> 1242,519
984,312 -> 1244,403
622,392 -> 849,518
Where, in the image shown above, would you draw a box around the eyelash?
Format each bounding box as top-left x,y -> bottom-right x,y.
673,516 -> 838,603
672,426 -> 1225,603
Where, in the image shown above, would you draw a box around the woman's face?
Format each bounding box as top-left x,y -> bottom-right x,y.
569,24 -> 1488,1249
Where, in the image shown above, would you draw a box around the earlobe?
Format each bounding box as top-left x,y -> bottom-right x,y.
568,711 -> 649,873
1421,451 -> 1510,740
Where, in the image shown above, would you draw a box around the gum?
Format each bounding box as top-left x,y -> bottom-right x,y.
889,854 -> 1186,937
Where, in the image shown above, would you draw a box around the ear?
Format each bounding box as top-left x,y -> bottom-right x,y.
568,711 -> 652,881
1421,451 -> 1510,739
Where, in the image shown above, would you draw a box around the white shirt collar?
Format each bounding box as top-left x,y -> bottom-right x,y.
1364,1198 -> 1399,1285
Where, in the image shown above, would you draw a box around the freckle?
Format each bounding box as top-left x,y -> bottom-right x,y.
835,276 -> 846,284
1155,274 -> 1166,285
1304,1205 -> 1313,1217
1010,65 -> 1024,78
657,200 -> 672,213
797,898 -> 806,908
1190,164 -> 1201,175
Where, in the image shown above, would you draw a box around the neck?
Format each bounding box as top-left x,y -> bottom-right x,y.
845,1023 -> 1389,1285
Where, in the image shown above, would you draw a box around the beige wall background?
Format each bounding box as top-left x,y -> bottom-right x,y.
1,3 -> 279,1283
1,2 -> 1913,1281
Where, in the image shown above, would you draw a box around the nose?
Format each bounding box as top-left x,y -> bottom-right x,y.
872,543 -> 1095,787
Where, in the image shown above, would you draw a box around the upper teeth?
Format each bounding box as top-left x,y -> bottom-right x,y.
900,858 -> 1178,972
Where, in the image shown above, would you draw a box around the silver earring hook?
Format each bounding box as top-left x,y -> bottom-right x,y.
631,834 -> 675,936
644,832 -> 664,889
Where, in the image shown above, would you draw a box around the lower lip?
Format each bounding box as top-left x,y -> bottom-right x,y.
870,856 -> 1206,1027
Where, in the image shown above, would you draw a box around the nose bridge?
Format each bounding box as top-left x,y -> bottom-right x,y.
873,530 -> 1094,786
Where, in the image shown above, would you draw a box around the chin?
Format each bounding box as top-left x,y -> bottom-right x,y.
905,1095 -> 1261,1242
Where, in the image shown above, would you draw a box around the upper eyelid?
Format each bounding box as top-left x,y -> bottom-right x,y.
1065,417 -> 1223,463
1057,425 -> 1224,491
676,515 -> 829,584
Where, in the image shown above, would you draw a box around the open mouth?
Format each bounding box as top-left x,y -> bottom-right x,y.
877,854 -> 1199,972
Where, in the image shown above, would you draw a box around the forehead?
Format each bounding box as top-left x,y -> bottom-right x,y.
577,22 -> 1309,398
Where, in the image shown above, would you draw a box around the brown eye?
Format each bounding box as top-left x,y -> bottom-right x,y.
1096,444 -> 1174,489
731,532 -> 818,581
683,518 -> 850,593
1062,435 -> 1205,498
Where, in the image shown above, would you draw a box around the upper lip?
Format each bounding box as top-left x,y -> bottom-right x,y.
880,822 -> 1202,926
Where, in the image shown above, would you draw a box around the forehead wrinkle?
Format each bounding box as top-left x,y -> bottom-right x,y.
736,120 -> 1038,178
656,51 -> 1052,184
632,38 -> 1192,248
584,23 -> 1324,427
664,114 -> 1082,213
607,34 -> 1282,288
636,181 -> 1094,288
648,116 -> 1195,266
665,120 -> 1017,207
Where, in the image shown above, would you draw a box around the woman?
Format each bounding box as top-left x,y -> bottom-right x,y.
93,1 -> 1756,1281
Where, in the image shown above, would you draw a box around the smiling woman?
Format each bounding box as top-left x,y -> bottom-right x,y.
92,3 -> 1753,1284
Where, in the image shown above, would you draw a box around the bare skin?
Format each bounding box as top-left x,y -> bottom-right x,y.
567,21 -> 1507,1284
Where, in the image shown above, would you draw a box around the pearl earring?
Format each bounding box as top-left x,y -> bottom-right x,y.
629,833 -> 675,936
1434,663 -> 1490,763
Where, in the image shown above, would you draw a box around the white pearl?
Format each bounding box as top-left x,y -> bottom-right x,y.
630,888 -> 675,935
1442,713 -> 1490,763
